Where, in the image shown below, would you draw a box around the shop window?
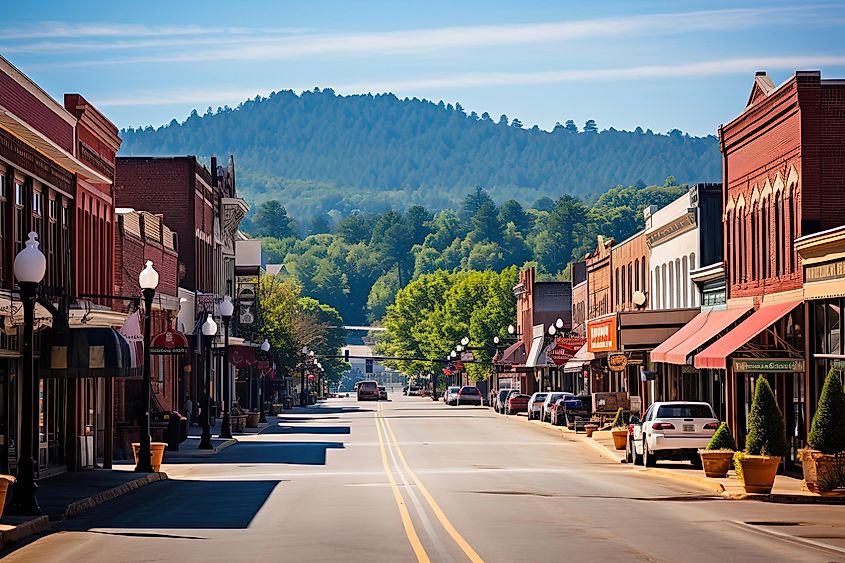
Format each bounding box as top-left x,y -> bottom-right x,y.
827,301 -> 841,356
15,181 -> 26,252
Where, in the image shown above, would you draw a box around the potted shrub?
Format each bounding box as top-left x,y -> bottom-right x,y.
0,474 -> 15,519
131,442 -> 168,472
734,377 -> 788,494
231,403 -> 247,433
611,407 -> 628,450
246,411 -> 261,428
585,422 -> 599,438
800,368 -> 845,493
699,422 -> 737,478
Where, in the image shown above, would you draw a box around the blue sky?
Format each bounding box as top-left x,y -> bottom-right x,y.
4,0 -> 844,136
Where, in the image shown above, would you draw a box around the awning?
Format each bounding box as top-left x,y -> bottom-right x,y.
495,341 -> 525,366
40,327 -> 142,378
663,308 -> 751,365
563,343 -> 594,373
694,301 -> 802,370
525,335 -> 545,368
651,311 -> 711,363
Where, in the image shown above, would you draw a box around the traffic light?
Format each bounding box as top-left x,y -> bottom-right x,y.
365,359 -> 373,374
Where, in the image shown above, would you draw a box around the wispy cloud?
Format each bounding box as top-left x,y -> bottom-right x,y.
16,5 -> 845,66
2,22 -> 310,40
94,55 -> 845,110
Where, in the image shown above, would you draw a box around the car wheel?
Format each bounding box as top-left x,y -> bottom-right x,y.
643,439 -> 656,467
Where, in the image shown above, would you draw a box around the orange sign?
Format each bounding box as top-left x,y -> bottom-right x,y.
587,317 -> 617,353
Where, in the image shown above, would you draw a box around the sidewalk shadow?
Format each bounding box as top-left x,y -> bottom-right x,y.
162,440 -> 345,465
266,425 -> 351,435
59,479 -> 279,531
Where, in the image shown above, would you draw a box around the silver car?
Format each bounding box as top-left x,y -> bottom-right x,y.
541,392 -> 574,422
444,386 -> 461,405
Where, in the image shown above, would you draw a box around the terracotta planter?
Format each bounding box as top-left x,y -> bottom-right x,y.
131,442 -> 168,472
611,428 -> 628,450
246,412 -> 260,428
0,475 -> 15,519
800,449 -> 845,494
698,450 -> 734,478
738,455 -> 781,494
585,424 -> 599,438
231,414 -> 247,433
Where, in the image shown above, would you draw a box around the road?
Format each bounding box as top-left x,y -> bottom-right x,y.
6,394 -> 845,562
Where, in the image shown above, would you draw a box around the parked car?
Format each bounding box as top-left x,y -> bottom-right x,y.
631,401 -> 720,467
527,393 -> 548,420
496,389 -> 518,414
549,397 -> 584,426
407,385 -> 422,396
378,386 -> 388,400
357,380 -> 380,401
541,392 -> 574,422
457,386 -> 482,406
444,386 -> 461,405
506,394 -> 530,415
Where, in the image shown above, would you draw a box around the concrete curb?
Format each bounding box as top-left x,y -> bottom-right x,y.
62,472 -> 169,520
636,467 -> 726,493
510,413 -> 625,464
184,438 -> 238,458
0,516 -> 50,549
721,491 -> 845,504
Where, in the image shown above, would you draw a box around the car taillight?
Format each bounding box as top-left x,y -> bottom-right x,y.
703,422 -> 719,430
628,423 -> 635,435
652,422 -> 675,430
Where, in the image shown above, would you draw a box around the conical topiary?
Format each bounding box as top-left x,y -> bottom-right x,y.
808,368 -> 845,454
744,377 -> 788,457
706,422 -> 737,451
611,407 -> 626,429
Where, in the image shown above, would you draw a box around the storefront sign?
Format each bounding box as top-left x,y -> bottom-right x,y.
732,358 -> 805,373
149,329 -> 189,355
805,259 -> 845,284
460,351 -> 475,362
547,337 -> 587,366
587,317 -> 617,353
608,354 -> 628,372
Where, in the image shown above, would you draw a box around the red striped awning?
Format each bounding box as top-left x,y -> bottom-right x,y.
650,311 -> 710,363
694,302 -> 802,370
662,308 -> 751,365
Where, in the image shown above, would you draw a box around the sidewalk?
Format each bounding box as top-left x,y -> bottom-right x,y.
513,413 -> 838,503
1,469 -> 167,550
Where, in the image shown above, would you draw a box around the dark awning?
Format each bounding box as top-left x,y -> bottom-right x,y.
40,327 -> 142,378
495,341 -> 526,366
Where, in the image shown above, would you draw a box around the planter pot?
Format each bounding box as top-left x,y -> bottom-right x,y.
246,412 -> 260,428
698,450 -> 734,478
738,455 -> 781,494
585,424 -> 599,438
131,442 -> 168,472
231,414 -> 247,433
800,449 -> 845,494
611,428 -> 628,450
0,475 -> 14,519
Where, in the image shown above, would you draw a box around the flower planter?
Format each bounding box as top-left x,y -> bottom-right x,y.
799,449 -> 845,494
131,442 -> 168,472
611,428 -> 628,450
246,412 -> 260,428
231,414 -> 247,433
585,424 -> 599,438
698,450 -> 734,478
737,455 -> 780,494
0,475 -> 15,519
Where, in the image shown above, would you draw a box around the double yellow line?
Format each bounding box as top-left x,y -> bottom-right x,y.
375,400 -> 484,563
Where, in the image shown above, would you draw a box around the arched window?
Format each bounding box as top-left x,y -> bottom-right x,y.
775,192 -> 783,276
675,258 -> 682,307
641,255 -> 647,291
662,264 -> 668,307
682,255 -> 689,307
761,197 -> 770,279
615,267 -> 620,309
788,185 -> 797,272
628,263 -> 633,306
750,207 -> 758,281
621,266 -> 626,309
653,266 -> 660,308
634,259 -> 640,292
690,252 -> 697,307
668,262 -> 675,308
725,210 -> 732,284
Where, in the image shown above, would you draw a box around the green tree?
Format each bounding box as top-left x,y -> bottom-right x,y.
744,377 -> 788,457
808,368 -> 845,454
250,200 -> 297,238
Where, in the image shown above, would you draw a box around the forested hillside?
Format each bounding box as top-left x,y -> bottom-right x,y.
119,88 -> 720,219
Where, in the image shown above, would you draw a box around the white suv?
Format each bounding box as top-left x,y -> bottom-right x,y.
527,393 -> 548,420
444,386 -> 461,405
541,392 -> 573,422
631,401 -> 719,467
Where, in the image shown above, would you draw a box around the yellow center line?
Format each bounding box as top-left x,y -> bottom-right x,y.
375,400 -> 431,563
382,411 -> 485,563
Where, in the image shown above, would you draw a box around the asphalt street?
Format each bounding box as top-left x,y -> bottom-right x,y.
6,393 -> 845,562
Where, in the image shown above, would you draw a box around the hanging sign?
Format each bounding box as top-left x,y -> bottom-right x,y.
149,329 -> 189,355
732,358 -> 805,373
608,354 -> 629,372
547,337 -> 587,366
587,317 -> 617,353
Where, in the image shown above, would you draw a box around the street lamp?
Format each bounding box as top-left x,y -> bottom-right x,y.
456,344 -> 463,352
493,336 -> 500,344
199,313 -> 217,450
259,338 -> 270,423
218,296 -> 234,439
555,317 -> 564,330
548,325 -> 557,336
7,232 -> 46,515
507,324 -> 515,335
461,336 -> 469,346
300,346 -> 309,407
133,260 -> 159,473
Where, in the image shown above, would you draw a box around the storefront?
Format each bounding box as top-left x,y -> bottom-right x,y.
562,344 -> 593,395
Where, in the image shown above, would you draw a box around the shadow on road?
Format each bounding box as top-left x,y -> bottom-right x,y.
163,441 -> 346,465
266,425 -> 351,435
60,479 -> 280,530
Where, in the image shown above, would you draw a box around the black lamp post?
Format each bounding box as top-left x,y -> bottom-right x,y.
7,232 -> 46,515
259,339 -> 270,423
218,296 -> 234,440
299,346 -> 308,407
199,313 -> 217,450
134,260 -> 160,472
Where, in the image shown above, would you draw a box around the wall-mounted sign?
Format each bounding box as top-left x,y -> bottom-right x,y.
608,354 -> 629,371
149,329 -> 189,355
732,358 -> 805,373
547,337 -> 587,366
460,351 -> 475,362
805,259 -> 845,284
587,317 -> 617,353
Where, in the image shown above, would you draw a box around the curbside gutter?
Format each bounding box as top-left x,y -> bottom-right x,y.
635,467 -> 726,494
